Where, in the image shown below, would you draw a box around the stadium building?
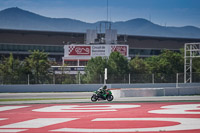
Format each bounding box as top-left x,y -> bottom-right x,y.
1,28 -> 200,65
62,29 -> 129,67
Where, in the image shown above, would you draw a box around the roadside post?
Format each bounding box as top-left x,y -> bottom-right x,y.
104,68 -> 107,84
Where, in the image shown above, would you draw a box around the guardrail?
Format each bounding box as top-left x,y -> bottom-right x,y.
0,83 -> 200,93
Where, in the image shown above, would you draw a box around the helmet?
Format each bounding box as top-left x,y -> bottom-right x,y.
103,85 -> 107,89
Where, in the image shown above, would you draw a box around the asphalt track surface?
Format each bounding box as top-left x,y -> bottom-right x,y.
0,102 -> 200,133
0,92 -> 92,99
0,93 -> 200,133
0,92 -> 200,104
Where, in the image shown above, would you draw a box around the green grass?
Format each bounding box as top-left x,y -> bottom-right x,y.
0,98 -> 89,102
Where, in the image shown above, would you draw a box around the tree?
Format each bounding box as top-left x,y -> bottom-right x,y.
147,50 -> 184,74
84,52 -> 130,83
193,58 -> 200,73
84,56 -> 107,83
107,52 -> 129,75
192,58 -> 200,82
129,56 -> 150,74
24,50 -> 50,84
146,50 -> 184,83
0,54 -> 25,84
107,52 -> 129,83
160,50 -> 183,74
128,56 -> 151,83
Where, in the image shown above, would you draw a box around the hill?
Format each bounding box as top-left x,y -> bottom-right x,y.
0,7 -> 200,38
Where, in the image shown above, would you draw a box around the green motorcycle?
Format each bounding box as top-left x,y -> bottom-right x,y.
91,89 -> 114,102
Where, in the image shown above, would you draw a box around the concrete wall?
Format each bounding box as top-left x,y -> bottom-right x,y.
111,83 -> 200,88
0,83 -> 200,98
0,84 -> 103,93
0,83 -> 176,93
111,86 -> 200,98
120,88 -> 165,97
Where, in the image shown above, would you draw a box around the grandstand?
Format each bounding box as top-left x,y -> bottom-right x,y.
1,28 -> 200,64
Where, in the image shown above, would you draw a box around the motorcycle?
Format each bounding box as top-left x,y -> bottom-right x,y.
91,89 -> 114,102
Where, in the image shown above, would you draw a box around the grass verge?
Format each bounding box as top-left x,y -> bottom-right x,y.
0,98 -> 89,102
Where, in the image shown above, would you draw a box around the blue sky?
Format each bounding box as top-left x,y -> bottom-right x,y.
0,0 -> 200,27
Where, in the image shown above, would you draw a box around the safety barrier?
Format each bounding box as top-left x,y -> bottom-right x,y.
0,83 -> 200,97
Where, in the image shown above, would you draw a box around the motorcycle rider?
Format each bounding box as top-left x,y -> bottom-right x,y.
91,84 -> 113,102
97,85 -> 107,100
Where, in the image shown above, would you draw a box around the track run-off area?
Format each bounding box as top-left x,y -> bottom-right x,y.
0,102 -> 200,133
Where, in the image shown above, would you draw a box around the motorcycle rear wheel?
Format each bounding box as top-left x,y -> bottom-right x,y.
91,95 -> 98,102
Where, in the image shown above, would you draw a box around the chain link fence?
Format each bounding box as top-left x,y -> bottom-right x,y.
0,73 -> 200,85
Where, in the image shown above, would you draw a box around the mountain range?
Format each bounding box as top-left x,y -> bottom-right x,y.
0,7 -> 200,38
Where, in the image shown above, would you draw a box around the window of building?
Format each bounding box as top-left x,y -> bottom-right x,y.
79,60 -> 88,66
129,49 -> 162,56
0,44 -> 64,53
64,60 -> 78,66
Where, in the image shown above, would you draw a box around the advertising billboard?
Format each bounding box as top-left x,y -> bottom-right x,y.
91,45 -> 107,56
111,45 -> 128,56
68,46 -> 91,56
64,44 -> 128,58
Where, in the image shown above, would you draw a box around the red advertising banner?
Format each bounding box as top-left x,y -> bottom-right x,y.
69,46 -> 91,56
111,45 -> 127,56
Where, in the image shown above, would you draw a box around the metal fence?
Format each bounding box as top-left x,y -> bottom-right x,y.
0,73 -> 200,85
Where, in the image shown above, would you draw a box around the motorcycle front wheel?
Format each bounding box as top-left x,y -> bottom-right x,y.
106,95 -> 114,101
91,95 -> 98,102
